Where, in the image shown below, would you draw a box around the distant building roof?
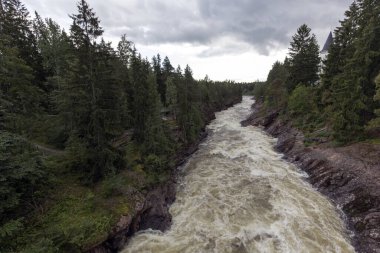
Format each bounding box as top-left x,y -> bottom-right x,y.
321,32 -> 333,53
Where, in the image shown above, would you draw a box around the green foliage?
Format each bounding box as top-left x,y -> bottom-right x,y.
262,1 -> 380,144
321,0 -> 380,143
176,65 -> 204,143
152,54 -> 167,105
0,0 -> 243,251
165,76 -> 178,115
252,82 -> 267,102
287,24 -> 320,91
143,154 -> 165,172
287,85 -> 320,131
0,33 -> 44,135
263,61 -> 289,110
320,2 -> 360,110
0,0 -> 45,88
0,131 -> 46,251
288,85 -> 316,116
368,73 -> 380,128
20,188 -> 114,252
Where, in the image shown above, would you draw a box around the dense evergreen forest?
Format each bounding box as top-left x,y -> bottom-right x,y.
254,0 -> 380,144
0,0 -> 242,251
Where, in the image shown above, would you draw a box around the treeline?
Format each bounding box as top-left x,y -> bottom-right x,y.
255,0 -> 380,144
0,0 -> 242,251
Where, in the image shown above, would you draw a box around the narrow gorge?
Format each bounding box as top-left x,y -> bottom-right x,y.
122,97 -> 355,253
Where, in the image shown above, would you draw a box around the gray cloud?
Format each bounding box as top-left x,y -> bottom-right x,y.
24,0 -> 352,56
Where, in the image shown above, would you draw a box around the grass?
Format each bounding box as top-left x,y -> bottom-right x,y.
16,141 -> 171,253
361,138 -> 380,145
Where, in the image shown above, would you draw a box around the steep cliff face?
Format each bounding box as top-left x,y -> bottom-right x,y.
87,176 -> 178,253
242,103 -> 380,253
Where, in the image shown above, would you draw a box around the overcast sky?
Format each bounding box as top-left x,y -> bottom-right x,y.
23,0 -> 352,82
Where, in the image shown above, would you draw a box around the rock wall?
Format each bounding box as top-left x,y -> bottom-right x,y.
242,103 -> 380,253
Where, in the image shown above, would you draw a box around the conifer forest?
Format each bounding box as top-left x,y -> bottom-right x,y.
0,0 -> 242,251
1,0 -> 380,252
255,0 -> 380,144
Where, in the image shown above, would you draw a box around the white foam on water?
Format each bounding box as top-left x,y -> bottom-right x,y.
122,96 -> 355,253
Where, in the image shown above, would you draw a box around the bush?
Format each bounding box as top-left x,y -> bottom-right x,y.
288,85 -> 316,116
287,85 -> 320,131
0,131 -> 47,251
264,79 -> 288,110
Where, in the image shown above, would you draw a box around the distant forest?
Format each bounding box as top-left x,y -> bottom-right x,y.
0,0 -> 242,251
255,0 -> 380,144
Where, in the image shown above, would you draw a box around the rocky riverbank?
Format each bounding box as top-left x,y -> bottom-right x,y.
242,101 -> 380,253
86,98 -> 242,253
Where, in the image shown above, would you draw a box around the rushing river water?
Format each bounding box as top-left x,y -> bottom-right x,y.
122,96 -> 355,253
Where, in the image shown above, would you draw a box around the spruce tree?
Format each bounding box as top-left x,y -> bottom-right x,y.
130,52 -> 148,142
177,65 -> 203,143
64,0 -> 123,182
287,24 -> 320,91
115,35 -> 133,129
328,0 -> 380,142
0,0 -> 45,89
320,2 -> 360,116
0,33 -> 43,134
152,54 -> 166,106
265,61 -> 289,109
162,56 -> 174,79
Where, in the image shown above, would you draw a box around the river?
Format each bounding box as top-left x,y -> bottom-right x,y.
122,96 -> 355,253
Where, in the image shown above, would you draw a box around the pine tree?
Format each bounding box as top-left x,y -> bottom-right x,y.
129,53 -> 170,157
114,35 -> 133,129
63,0 -> 123,182
162,56 -> 174,79
176,65 -> 203,143
152,54 -> 166,106
0,33 -> 43,134
130,52 -> 148,142
0,0 -> 46,135
0,0 -> 45,89
165,76 -> 177,117
143,73 -> 170,155
117,34 -> 133,67
321,2 -> 360,99
328,0 -> 380,142
264,61 -> 289,109
287,24 -> 320,91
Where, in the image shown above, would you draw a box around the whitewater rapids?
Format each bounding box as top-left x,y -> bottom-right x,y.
122,96 -> 355,253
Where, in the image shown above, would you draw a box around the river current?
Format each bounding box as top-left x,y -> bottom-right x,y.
122,96 -> 355,253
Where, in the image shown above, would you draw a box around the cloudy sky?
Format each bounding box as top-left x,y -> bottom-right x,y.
23,0 -> 351,82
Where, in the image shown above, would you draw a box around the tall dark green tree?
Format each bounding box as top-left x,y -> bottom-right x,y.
176,65 -> 203,143
326,0 -> 380,142
265,61 -> 289,109
114,35 -> 133,129
62,0 -> 123,182
0,0 -> 45,89
287,24 -> 320,91
162,56 -> 174,80
0,33 -> 43,134
320,2 -> 360,105
152,54 -> 167,106
0,0 -> 46,135
129,53 -> 170,156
